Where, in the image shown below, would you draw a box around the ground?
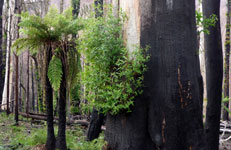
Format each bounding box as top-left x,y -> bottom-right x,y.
0,112 -> 230,150
0,112 -> 104,150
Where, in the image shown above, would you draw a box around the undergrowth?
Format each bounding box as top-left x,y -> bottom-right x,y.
0,112 -> 105,150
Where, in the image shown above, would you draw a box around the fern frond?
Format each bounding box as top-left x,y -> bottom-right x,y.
48,56 -> 63,91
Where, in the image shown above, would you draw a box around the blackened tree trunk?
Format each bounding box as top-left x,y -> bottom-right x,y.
45,45 -> 56,150
105,1 -> 205,150
223,0 -> 231,121
56,51 -> 67,150
203,1 -> 223,150
0,0 -> 5,106
87,108 -> 104,141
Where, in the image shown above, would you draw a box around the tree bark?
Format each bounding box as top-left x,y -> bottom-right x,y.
0,0 -> 5,106
203,1 -> 223,150
223,0 -> 231,121
31,59 -> 35,112
26,51 -> 29,114
45,45 -> 56,150
106,1 -> 205,150
56,51 -> 67,150
14,54 -> 19,123
86,108 -> 104,141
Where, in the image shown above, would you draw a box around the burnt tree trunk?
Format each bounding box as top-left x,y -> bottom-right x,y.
223,0 -> 231,121
56,50 -> 67,150
203,0 -> 223,150
86,108 -> 105,141
105,1 -> 205,150
45,45 -> 56,150
0,0 -> 5,106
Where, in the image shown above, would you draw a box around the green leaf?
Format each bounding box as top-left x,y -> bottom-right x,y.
48,56 -> 63,91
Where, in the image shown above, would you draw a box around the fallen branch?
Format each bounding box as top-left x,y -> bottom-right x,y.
19,112 -> 89,126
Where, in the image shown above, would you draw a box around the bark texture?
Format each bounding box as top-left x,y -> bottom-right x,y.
45,46 -> 56,150
56,50 -> 67,150
87,108 -> 105,141
106,1 -> 205,150
203,1 -> 223,150
0,0 -> 5,106
223,0 -> 231,121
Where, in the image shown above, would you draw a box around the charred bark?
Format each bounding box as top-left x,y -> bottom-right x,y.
203,0 -> 223,150
45,46 -> 56,150
106,1 -> 205,150
56,51 -> 67,150
86,108 -> 105,141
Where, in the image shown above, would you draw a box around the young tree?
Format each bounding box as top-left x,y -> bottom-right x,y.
86,0 -> 105,141
104,1 -> 205,149
203,0 -> 223,150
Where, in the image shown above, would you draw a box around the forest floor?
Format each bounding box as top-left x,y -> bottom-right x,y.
0,112 -> 104,150
0,112 -> 230,150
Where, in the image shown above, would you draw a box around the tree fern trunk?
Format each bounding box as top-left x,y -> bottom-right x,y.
56,51 -> 67,150
45,45 -> 56,150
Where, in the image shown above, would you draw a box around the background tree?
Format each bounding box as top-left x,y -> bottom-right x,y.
203,0 -> 223,150
0,0 -> 5,106
223,0 -> 231,121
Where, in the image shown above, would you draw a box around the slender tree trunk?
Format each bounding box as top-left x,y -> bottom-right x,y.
14,0 -> 21,124
45,45 -> 56,150
14,54 -> 19,124
6,30 -> 11,115
31,59 -> 35,112
0,0 -> 5,106
33,56 -> 43,112
203,1 -> 223,150
223,0 -> 231,121
56,51 -> 67,150
26,51 -> 29,114
106,1 -> 205,150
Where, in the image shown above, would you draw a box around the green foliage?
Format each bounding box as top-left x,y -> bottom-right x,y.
222,96 -> 231,114
48,55 -> 63,91
78,6 -> 149,115
196,11 -> 218,34
12,7 -> 83,55
10,127 -> 46,149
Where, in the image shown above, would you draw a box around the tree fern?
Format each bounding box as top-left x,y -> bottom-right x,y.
47,56 -> 63,91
